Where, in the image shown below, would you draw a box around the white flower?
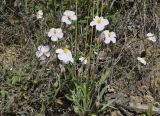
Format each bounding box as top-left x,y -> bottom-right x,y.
36,45 -> 50,61
48,28 -> 63,41
56,48 -> 74,64
79,56 -> 88,64
90,16 -> 109,31
146,33 -> 156,42
137,57 -> 146,65
37,10 -> 43,19
103,30 -> 116,44
62,10 -> 77,25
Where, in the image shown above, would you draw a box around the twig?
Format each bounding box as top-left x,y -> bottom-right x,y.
116,103 -> 160,115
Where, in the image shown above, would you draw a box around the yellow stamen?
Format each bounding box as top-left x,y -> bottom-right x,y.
96,18 -> 102,24
52,29 -> 57,34
66,13 -> 71,19
63,48 -> 68,54
41,51 -> 46,55
108,32 -> 111,37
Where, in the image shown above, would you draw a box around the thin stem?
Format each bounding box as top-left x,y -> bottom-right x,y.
75,0 -> 78,56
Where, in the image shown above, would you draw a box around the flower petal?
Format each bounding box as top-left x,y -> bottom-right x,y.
40,56 -> 46,61
70,58 -> 74,63
67,51 -> 73,59
84,60 -> 87,64
63,59 -> 69,64
63,10 -> 69,15
58,54 -> 66,61
41,46 -> 49,52
94,16 -> 99,20
46,52 -> 50,57
62,16 -> 67,22
58,33 -> 63,38
36,51 -> 42,57
38,46 -> 43,50
62,16 -> 72,24
111,32 -> 116,37
151,37 -> 156,42
103,19 -> 109,26
90,21 -> 96,26
147,33 -> 153,37
79,57 -> 84,62
65,20 -> 72,25
37,15 -> 43,19
48,31 -> 52,37
51,35 -> 58,41
137,57 -> 146,65
37,10 -> 43,19
111,37 -> 116,43
56,49 -> 63,54
57,29 -> 63,38
96,24 -> 104,31
104,38 -> 111,44
103,30 -> 109,36
72,15 -> 77,20
57,28 -> 62,33
38,10 -> 43,15
64,10 -> 75,15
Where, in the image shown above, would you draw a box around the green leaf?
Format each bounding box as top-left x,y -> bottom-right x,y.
147,102 -> 153,116
11,76 -> 20,85
99,68 -> 110,87
98,99 -> 115,112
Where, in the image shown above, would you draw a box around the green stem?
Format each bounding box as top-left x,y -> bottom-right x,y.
75,0 -> 78,56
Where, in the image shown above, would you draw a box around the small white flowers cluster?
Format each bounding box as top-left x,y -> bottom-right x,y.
146,33 -> 156,42
79,56 -> 88,64
137,32 -> 157,65
36,10 -> 43,19
36,10 -> 76,63
36,9 -> 157,67
90,16 -> 116,44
